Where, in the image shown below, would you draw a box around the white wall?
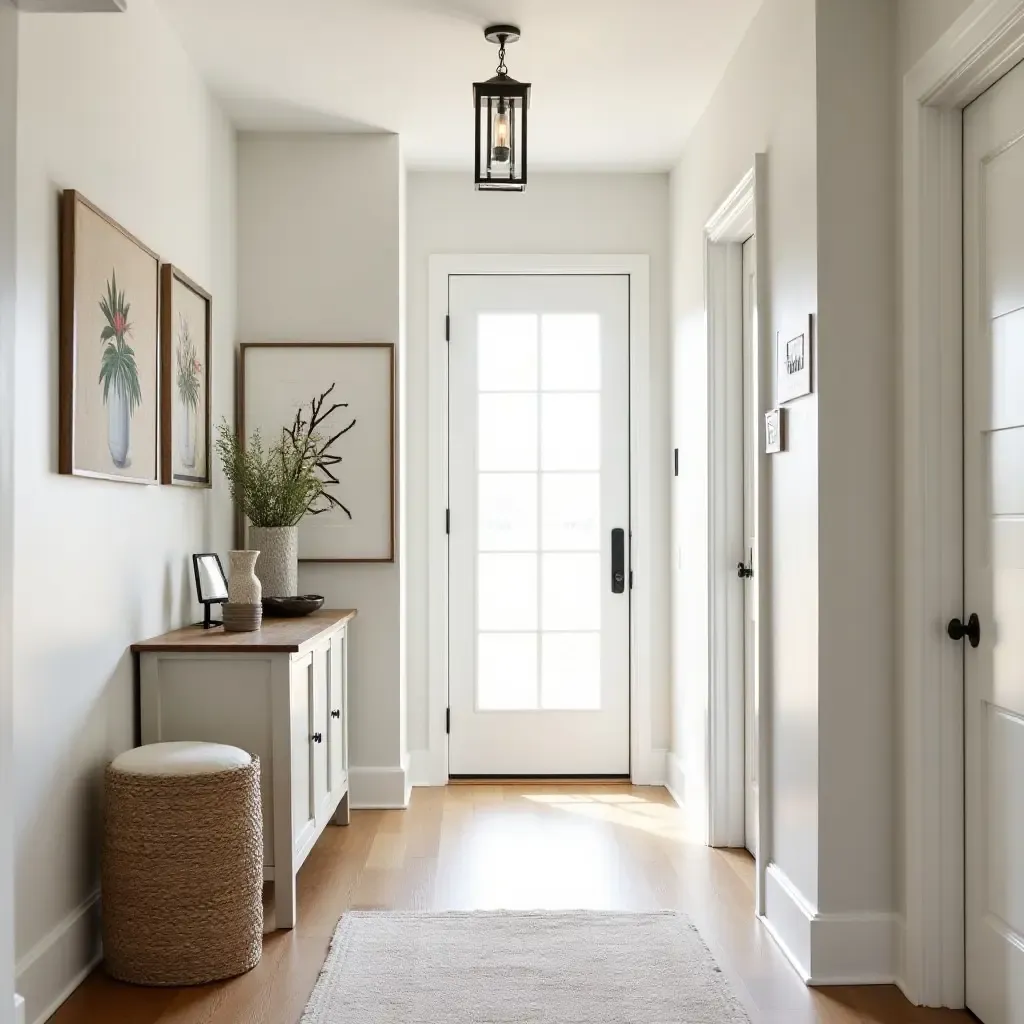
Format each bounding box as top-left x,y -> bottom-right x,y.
404,171 -> 672,766
815,0 -> 896,918
898,0 -> 974,75
670,0 -> 820,901
0,5 -> 16,1021
12,2 -> 237,1020
236,133 -> 406,806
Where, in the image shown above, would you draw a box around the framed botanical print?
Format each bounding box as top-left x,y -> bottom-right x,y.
160,265 -> 212,487
59,190 -> 160,483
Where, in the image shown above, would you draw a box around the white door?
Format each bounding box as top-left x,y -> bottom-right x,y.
741,235 -> 758,856
448,274 -> 631,776
964,56 -> 1024,1024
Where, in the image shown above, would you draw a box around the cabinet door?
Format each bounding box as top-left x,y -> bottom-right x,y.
312,641 -> 331,826
328,627 -> 347,799
289,653 -> 315,848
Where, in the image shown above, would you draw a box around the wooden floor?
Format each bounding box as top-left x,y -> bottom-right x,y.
51,784 -> 971,1024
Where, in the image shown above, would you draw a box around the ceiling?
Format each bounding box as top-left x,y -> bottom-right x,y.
156,0 -> 763,170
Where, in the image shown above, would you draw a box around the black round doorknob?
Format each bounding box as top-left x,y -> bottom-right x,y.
947,613 -> 981,649
737,561 -> 754,579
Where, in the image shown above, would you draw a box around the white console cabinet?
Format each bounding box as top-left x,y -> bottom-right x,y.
132,609 -> 356,928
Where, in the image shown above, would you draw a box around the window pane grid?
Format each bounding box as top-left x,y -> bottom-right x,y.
475,311 -> 603,712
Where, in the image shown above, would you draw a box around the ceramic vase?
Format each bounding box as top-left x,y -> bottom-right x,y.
227,549 -> 262,604
248,526 -> 298,598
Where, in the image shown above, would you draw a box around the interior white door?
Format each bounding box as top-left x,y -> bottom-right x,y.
741,235 -> 758,856
448,274 -> 630,776
964,57 -> 1024,1024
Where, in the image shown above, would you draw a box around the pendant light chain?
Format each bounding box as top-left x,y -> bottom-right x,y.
496,38 -> 507,76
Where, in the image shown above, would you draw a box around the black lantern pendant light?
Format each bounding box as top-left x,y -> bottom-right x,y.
474,25 -> 530,191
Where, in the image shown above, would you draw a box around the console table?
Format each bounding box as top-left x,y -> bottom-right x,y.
131,608 -> 356,929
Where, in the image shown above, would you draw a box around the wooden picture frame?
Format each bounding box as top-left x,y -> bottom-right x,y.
238,342 -> 396,563
776,314 -> 813,404
160,265 -> 212,487
59,190 -> 161,484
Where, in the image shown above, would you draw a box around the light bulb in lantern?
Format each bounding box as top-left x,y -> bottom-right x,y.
492,101 -> 510,163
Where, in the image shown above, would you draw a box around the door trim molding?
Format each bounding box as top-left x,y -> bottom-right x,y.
901,0 -> 1024,1007
425,253 -> 654,786
704,157 -> 771,915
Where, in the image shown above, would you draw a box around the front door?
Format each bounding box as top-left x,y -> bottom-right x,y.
447,274 -> 631,776
963,56 -> 1024,1024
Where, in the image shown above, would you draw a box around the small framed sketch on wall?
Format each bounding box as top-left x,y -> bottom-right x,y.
765,408 -> 785,454
776,315 -> 813,404
59,190 -> 161,484
161,265 -> 212,487
240,342 -> 395,562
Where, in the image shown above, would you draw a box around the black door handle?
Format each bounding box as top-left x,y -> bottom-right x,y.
947,613 -> 981,649
331,709 -> 341,719
737,548 -> 754,579
611,528 -> 625,594
312,732 -> 323,744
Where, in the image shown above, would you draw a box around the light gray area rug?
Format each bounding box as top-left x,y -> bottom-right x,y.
301,911 -> 751,1023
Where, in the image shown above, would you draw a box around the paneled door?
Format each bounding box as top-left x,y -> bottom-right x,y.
448,274 -> 630,776
963,56 -> 1024,1024
741,234 -> 758,856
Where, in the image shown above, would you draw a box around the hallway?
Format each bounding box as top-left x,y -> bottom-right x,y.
49,784 -> 968,1024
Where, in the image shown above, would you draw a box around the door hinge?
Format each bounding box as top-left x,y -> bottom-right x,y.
445,314 -> 450,342
446,708 -> 451,734
673,448 -> 679,477
445,508 -> 450,535
629,570 -> 634,590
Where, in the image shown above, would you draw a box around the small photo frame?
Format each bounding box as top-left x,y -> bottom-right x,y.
765,408 -> 785,454
161,265 -> 212,487
776,315 -> 813,404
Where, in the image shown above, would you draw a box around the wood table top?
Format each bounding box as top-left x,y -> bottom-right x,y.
131,608 -> 357,654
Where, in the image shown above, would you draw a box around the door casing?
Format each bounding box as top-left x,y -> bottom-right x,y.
424,254 -> 655,787
900,0 -> 1024,1009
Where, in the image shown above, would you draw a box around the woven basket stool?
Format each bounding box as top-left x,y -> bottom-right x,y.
101,741 -> 263,986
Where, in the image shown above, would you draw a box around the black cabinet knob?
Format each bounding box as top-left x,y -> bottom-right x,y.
331,709 -> 341,719
312,732 -> 323,744
947,613 -> 981,649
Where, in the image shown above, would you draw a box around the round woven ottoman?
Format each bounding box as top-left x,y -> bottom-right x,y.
101,741 -> 263,986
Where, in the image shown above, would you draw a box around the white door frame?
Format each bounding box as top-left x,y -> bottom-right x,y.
901,0 -> 1024,1008
704,157 -> 771,913
0,4 -> 15,1021
425,254 -> 654,785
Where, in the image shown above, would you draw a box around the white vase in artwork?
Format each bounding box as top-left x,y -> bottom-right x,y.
248,526 -> 298,598
179,399 -> 197,470
107,382 -> 131,468
227,550 -> 262,605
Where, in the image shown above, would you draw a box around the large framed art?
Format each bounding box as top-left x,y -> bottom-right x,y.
239,342 -> 395,563
59,190 -> 160,483
161,265 -> 212,487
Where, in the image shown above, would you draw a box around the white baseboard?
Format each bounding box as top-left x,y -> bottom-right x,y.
763,862 -> 899,985
407,747 -> 446,787
631,747 -> 667,787
15,892 -> 101,1024
349,765 -> 410,808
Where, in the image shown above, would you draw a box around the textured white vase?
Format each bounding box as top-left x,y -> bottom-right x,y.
249,526 -> 298,598
227,550 -> 262,604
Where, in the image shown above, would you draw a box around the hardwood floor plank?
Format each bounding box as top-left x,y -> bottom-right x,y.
47,785 -> 970,1024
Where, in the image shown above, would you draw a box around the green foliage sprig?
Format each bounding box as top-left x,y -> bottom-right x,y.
215,385 -> 356,528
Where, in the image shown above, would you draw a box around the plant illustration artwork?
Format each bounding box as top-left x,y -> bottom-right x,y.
175,313 -> 202,470
97,269 -> 142,468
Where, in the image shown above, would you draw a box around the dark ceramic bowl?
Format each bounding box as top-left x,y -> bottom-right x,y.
261,595 -> 325,618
